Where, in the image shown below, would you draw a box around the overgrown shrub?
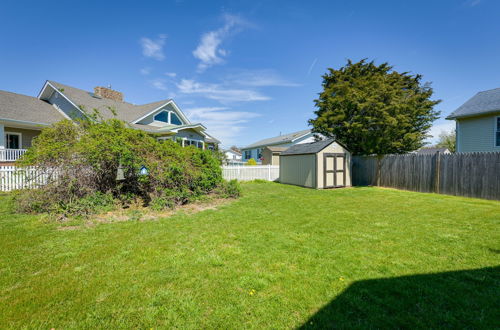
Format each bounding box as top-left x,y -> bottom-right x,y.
15,117 -> 228,217
215,180 -> 242,198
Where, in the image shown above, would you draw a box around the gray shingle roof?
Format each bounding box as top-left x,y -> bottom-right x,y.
415,147 -> 449,155
0,90 -> 66,125
446,88 -> 500,119
48,81 -> 170,123
243,129 -> 311,149
281,139 -> 335,155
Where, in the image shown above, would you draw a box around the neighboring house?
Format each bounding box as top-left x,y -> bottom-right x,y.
241,129 -> 319,163
262,146 -> 287,165
224,149 -> 243,165
446,88 -> 500,153
414,147 -> 451,155
0,80 -> 219,163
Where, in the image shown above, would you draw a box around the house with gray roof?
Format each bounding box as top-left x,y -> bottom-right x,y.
240,129 -> 319,164
0,80 -> 219,162
446,87 -> 500,153
414,147 -> 451,155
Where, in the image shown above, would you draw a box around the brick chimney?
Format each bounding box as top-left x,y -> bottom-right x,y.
94,86 -> 123,102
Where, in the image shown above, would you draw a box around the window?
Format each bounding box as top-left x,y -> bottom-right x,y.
170,112 -> 182,125
154,111 -> 168,123
5,133 -> 21,149
185,139 -> 203,149
257,148 -> 262,160
153,110 -> 183,125
244,150 -> 251,159
496,117 -> 500,147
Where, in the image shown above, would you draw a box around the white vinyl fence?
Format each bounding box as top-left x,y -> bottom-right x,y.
222,165 -> 279,181
0,166 -> 53,192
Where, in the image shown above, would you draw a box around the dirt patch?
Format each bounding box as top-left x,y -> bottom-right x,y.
57,197 -> 234,230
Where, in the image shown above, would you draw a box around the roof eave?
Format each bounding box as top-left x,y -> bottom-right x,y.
446,108 -> 500,120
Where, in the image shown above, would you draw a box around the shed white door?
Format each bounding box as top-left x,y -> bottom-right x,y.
324,153 -> 346,188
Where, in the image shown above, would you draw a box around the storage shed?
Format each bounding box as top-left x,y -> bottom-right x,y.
279,139 -> 351,189
262,146 -> 287,165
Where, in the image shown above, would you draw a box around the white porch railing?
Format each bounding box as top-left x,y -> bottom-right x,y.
0,149 -> 27,162
222,165 -> 279,181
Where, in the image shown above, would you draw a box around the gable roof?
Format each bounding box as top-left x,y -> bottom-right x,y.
224,149 -> 241,155
446,88 -> 500,119
265,146 -> 287,152
415,147 -> 449,155
43,81 -> 172,123
281,139 -> 336,155
243,129 -> 311,149
0,90 -> 67,125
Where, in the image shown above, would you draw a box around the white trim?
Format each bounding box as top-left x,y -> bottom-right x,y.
0,118 -> 50,127
50,103 -> 72,120
131,99 -> 191,125
5,131 -> 22,149
168,123 -> 207,133
37,81 -> 86,119
290,131 -> 312,142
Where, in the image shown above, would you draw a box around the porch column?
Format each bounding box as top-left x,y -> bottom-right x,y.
0,124 -> 5,149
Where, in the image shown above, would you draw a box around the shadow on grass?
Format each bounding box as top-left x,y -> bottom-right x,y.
299,266 -> 499,329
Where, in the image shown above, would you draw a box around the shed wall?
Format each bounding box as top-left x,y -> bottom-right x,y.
316,142 -> 352,188
279,154 -> 316,188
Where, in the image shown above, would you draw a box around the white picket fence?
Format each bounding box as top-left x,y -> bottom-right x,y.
222,165 -> 279,181
0,166 -> 53,192
0,165 -> 280,191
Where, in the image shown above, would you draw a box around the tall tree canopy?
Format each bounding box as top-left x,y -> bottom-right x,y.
435,129 -> 456,153
309,59 -> 441,155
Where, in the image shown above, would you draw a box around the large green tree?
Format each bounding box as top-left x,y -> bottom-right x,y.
435,129 -> 456,153
309,59 -> 441,155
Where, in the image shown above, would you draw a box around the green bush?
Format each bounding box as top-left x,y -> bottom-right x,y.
215,180 -> 242,198
15,117 -> 228,217
245,158 -> 257,166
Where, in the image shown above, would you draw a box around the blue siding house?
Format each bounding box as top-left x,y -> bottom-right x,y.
241,129 -> 318,163
446,88 -> 500,153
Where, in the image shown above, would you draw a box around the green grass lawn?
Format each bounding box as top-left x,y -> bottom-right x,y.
1,182 -> 499,329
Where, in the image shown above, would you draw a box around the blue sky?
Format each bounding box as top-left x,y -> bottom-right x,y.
1,0 -> 499,147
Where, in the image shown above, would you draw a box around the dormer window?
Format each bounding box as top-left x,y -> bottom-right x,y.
170,112 -> 182,125
153,110 -> 183,125
154,111 -> 169,123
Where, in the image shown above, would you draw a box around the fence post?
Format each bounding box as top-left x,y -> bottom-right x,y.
268,164 -> 271,181
376,155 -> 382,186
434,151 -> 441,194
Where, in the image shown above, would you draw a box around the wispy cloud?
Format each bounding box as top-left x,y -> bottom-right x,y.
151,79 -> 168,91
224,69 -> 300,87
307,58 -> 318,76
426,121 -> 455,144
164,72 -> 177,77
177,79 -> 270,102
140,34 -> 166,61
192,14 -> 248,72
463,0 -> 481,7
140,67 -> 151,75
185,106 -> 260,145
